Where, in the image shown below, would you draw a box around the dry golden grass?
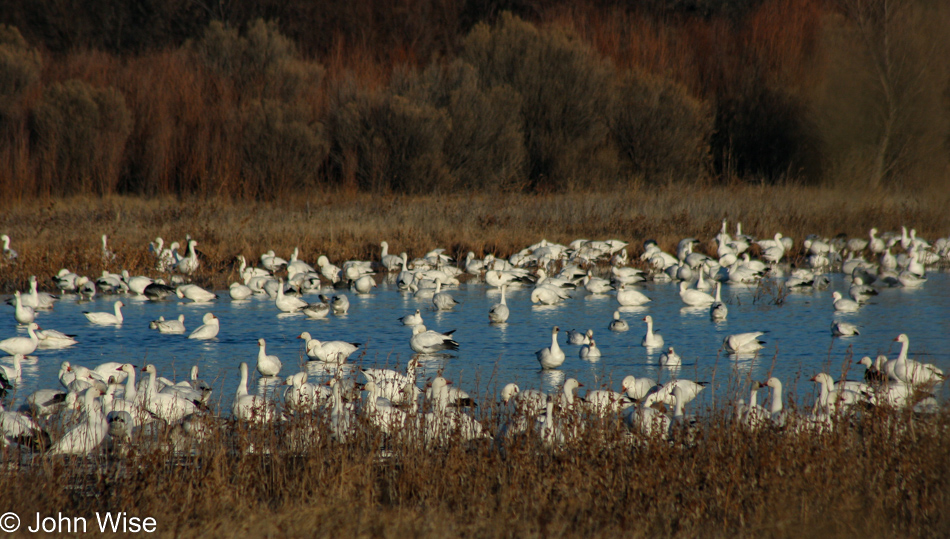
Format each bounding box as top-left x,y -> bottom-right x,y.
0,400 -> 948,538
1,183 -> 948,293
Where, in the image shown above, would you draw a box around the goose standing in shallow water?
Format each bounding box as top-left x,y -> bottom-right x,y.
536,326 -> 565,369
12,291 -> 35,325
233,362 -> 276,423
48,388 -> 107,456
488,285 -> 510,323
256,338 -> 282,376
1,234 -> 17,262
82,301 -> 125,326
0,323 -> 40,356
641,316 -> 664,348
892,333 -> 944,386
188,313 -> 219,340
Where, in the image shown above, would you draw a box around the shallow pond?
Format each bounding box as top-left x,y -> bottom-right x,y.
4,270 -> 949,413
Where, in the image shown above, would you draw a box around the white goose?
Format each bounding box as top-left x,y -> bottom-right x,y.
659,346 -> 681,367
641,316 -> 664,348
140,364 -> 198,423
723,332 -> 766,354
608,311 -> 629,332
229,281 -> 254,300
616,284 -> 651,306
48,388 -> 108,456
831,320 -> 860,337
409,325 -> 460,355
256,338 -> 282,376
579,338 -> 601,360
275,279 -> 308,312
0,354 -> 24,381
831,291 -> 859,313
152,314 -> 186,334
678,281 -> 715,306
35,328 -> 78,349
379,242 -> 403,271
535,326 -> 565,370
892,333 -> 944,386
299,332 -> 362,363
567,329 -> 592,346
83,300 -> 124,325
188,313 -> 219,340
176,284 -> 216,303
176,239 -> 200,275
1,234 -> 16,261
398,309 -> 423,326
0,322 -> 40,356
233,362 -> 277,423
710,282 -> 728,320
432,279 -> 459,311
12,291 -> 34,325
488,285 -> 510,323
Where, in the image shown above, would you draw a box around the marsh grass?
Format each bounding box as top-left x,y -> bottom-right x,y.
1,389 -> 948,538
1,183 -> 948,293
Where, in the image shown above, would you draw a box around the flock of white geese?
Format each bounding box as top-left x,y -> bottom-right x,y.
0,221 -> 947,455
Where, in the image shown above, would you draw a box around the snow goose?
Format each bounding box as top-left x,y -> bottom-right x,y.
723,332 -> 766,355
488,285 -> 509,323
659,346 -> 681,367
25,276 -> 56,309
535,326 -> 565,370
432,280 -> 459,311
83,300 -> 124,325
12,291 -> 35,325
255,338 -> 282,376
623,392 -> 671,440
316,255 -> 342,284
849,277 -> 878,303
379,242 -> 404,272
298,332 -> 362,363
409,325 -> 459,355
96,270 -> 127,293
832,291 -> 860,313
641,316 -> 664,348
567,329 -> 592,346
0,322 -> 40,356
762,377 -> 788,426
35,328 -> 78,349
286,247 -> 316,277
892,334 -> 944,386
151,314 -> 186,334
530,284 -> 569,305
399,309 -> 423,326
233,362 -> 277,423
810,372 -> 862,413
584,382 -> 635,415
737,381 -> 768,430
140,364 -> 199,423
897,270 -> 926,288
362,381 -> 408,435
176,240 -> 200,275
283,372 -> 325,412
351,274 -> 377,294
485,269 -> 535,288
318,294 -> 349,314
0,234 -> 16,262
100,234 -> 116,263
362,357 -> 420,390
608,311 -> 629,332
275,279 -> 308,312
616,283 -> 651,306
176,284 -> 216,303
48,388 -> 108,456
302,301 -> 330,320
0,354 -> 24,381
579,338 -> 601,360
229,281 -> 253,300
0,400 -> 48,451
831,320 -> 860,337
610,266 -> 645,286
584,271 -> 613,294
187,312 -> 219,340
679,281 -> 715,306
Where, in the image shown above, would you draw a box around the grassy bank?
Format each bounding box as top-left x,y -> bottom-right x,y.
0,403 -> 948,537
1,184 -> 948,293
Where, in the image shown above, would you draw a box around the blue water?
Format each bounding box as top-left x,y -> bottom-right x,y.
4,271 -> 949,413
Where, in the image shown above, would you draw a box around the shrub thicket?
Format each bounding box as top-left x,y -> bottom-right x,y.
405,60 -> 526,191
192,19 -> 324,103
0,25 -> 41,123
610,69 -> 713,181
30,79 -> 133,195
240,99 -> 330,197
461,13 -> 619,190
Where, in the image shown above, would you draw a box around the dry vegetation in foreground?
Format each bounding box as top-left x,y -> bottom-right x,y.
0,400 -> 948,538
1,184 -> 949,293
